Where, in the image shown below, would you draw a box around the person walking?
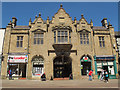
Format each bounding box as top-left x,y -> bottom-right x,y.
104,70 -> 109,83
41,73 -> 46,81
88,70 -> 93,81
100,69 -> 104,81
69,73 -> 73,80
9,69 -> 12,80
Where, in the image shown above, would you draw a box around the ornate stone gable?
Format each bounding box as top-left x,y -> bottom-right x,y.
77,14 -> 92,32
30,13 -> 46,32
51,4 -> 73,26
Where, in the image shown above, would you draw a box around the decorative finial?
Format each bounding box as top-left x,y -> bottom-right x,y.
108,22 -> 112,26
29,18 -> 31,22
60,4 -> 63,8
8,20 -> 12,25
74,17 -> 76,21
39,13 -> 41,17
90,19 -> 93,23
35,15 -> 37,18
47,16 -> 49,20
81,14 -> 84,17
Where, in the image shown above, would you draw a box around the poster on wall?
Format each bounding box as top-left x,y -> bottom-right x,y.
8,55 -> 28,63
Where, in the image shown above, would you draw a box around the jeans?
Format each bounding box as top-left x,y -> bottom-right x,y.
89,75 -> 92,81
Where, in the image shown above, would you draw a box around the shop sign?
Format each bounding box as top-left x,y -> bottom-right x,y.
81,56 -> 91,62
8,55 -> 28,63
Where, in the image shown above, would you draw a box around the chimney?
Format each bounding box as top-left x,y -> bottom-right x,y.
101,18 -> 108,28
12,17 -> 17,28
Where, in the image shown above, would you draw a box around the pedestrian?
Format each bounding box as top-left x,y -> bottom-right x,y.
41,73 -> 46,81
100,69 -> 104,81
88,70 -> 93,81
69,73 -> 73,80
9,69 -> 12,80
104,70 -> 109,83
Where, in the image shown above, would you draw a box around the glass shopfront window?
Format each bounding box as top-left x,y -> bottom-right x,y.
96,60 -> 116,79
8,63 -> 26,78
32,56 -> 44,76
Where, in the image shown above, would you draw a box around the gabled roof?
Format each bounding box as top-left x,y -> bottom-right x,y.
93,26 -> 107,30
14,26 -> 30,29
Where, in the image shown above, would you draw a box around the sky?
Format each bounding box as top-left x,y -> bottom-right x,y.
2,2 -> 118,31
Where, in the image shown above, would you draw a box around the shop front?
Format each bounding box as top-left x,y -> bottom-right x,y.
94,55 -> 117,79
7,55 -> 28,79
80,55 -> 92,76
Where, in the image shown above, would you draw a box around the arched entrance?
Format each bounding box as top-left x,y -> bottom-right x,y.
80,55 -> 91,76
32,55 -> 44,76
53,56 -> 72,78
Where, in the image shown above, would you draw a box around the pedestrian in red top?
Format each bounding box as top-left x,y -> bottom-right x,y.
89,70 -> 93,81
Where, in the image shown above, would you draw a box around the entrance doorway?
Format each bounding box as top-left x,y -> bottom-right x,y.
53,56 -> 72,78
81,62 -> 91,75
8,63 -> 27,78
80,55 -> 91,76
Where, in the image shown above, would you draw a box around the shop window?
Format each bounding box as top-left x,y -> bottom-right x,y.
99,36 -> 105,47
80,33 -> 89,45
34,33 -> 44,44
17,36 -> 23,47
32,56 -> 44,76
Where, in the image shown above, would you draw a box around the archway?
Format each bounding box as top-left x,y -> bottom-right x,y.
32,55 -> 44,76
80,55 -> 91,76
53,56 -> 72,78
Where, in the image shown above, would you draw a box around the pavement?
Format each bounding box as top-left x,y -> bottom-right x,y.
1,79 -> 119,89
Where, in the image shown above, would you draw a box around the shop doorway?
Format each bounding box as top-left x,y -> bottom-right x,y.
103,66 -> 108,72
53,56 -> 72,78
8,63 -> 27,78
80,55 -> 92,76
81,62 -> 91,75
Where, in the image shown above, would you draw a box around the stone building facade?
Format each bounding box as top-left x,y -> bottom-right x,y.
115,31 -> 120,75
1,4 -> 118,80
0,28 -> 5,74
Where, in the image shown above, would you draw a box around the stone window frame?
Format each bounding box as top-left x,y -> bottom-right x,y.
99,36 -> 105,47
16,36 -> 23,47
34,33 -> 44,45
54,30 -> 71,44
80,33 -> 89,45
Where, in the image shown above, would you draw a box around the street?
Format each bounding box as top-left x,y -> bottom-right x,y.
1,79 -> 119,89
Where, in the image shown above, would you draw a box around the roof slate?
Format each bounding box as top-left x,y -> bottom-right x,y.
93,26 -> 107,30
14,26 -> 30,29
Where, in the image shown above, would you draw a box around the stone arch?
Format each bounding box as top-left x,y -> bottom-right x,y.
32,55 -> 44,76
80,54 -> 92,76
53,55 -> 72,78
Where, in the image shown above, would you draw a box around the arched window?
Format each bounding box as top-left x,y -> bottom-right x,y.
32,55 -> 44,76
